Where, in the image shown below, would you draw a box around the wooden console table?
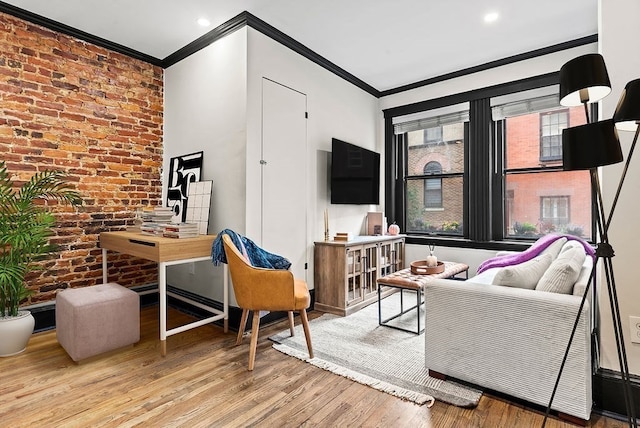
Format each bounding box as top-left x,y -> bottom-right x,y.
99,231 -> 228,356
314,235 -> 405,316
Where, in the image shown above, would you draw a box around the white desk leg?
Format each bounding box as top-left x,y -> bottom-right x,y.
159,261 -> 167,356
102,248 -> 108,284
224,264 -> 229,333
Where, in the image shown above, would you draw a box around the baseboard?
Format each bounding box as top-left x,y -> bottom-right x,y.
30,284 -> 160,332
593,367 -> 640,422
30,284 -> 316,334
30,304 -> 57,333
161,285 -> 316,331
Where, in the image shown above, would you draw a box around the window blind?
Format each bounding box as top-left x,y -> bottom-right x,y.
490,84 -> 561,120
491,94 -> 562,120
393,102 -> 469,135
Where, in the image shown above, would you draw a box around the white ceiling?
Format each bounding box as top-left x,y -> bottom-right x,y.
2,0 -> 598,92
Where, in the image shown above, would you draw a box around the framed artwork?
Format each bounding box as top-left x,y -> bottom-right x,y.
367,211 -> 384,236
166,151 -> 203,223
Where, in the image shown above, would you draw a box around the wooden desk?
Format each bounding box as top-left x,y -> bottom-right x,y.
100,231 -> 228,356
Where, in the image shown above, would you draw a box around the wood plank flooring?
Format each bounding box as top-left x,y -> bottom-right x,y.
0,306 -> 627,427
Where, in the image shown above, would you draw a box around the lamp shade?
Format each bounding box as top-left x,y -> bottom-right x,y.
613,78 -> 640,132
562,119 -> 622,170
559,53 -> 611,106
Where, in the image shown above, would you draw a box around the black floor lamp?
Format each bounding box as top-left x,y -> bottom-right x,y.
542,54 -> 639,426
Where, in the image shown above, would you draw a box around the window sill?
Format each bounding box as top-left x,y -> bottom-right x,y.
404,235 -> 595,252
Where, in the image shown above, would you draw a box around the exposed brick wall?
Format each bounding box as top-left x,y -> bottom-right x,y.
0,13 -> 164,304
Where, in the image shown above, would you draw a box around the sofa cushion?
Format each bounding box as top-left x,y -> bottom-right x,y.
560,239 -> 583,253
540,236 -> 567,259
470,267 -> 501,284
492,253 -> 553,289
536,247 -> 586,294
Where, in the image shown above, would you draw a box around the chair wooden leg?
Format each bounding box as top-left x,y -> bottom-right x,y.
288,311 -> 295,336
299,309 -> 313,359
248,311 -> 261,371
236,308 -> 249,345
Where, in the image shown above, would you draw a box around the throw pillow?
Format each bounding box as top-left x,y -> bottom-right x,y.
560,239 -> 583,253
539,237 -> 568,259
492,253 -> 553,290
536,247 -> 586,294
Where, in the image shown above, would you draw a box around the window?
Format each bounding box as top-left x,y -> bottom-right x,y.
384,75 -> 595,246
424,161 -> 442,208
540,110 -> 568,161
499,99 -> 589,239
424,127 -> 443,145
394,105 -> 467,236
541,196 -> 570,229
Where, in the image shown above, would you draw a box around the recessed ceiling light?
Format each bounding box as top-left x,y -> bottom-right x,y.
484,12 -> 499,23
197,18 -> 211,27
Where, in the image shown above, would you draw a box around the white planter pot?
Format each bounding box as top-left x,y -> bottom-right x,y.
0,311 -> 35,357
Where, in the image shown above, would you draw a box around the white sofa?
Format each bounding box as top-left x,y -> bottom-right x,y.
424,239 -> 594,421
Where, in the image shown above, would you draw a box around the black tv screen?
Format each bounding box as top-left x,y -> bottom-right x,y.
330,138 -> 380,205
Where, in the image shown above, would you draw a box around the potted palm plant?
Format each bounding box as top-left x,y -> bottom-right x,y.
0,161 -> 82,356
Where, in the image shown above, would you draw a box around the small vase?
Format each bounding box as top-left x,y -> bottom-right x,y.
426,250 -> 438,267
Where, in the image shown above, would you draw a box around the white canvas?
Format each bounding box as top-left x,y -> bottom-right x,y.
185,180 -> 213,234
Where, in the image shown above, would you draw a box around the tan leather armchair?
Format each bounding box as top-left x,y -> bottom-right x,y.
222,234 -> 313,370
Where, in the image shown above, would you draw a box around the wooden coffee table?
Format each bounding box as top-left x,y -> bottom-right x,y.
376,262 -> 469,334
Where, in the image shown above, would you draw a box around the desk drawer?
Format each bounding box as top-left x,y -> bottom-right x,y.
100,232 -> 216,262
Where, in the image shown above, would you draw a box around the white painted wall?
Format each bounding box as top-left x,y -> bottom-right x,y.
163,29 -> 248,302
599,0 -> 640,374
159,11 -> 640,376
162,26 -> 380,302
246,28 -> 380,287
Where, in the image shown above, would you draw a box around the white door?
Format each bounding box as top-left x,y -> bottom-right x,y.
261,78 -> 308,280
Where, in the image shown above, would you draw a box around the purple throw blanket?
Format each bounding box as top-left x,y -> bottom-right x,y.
476,234 -> 595,274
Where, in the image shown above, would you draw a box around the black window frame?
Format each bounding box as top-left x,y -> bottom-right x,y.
383,73 -> 597,251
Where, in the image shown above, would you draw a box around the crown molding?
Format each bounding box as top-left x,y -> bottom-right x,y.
379,35 -> 597,97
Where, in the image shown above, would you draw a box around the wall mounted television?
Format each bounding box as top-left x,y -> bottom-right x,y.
330,138 -> 380,205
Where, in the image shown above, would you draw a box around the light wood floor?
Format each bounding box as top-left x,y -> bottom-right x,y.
0,306 -> 626,428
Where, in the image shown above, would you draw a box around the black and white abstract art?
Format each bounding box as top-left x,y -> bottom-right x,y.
166,151 -> 203,223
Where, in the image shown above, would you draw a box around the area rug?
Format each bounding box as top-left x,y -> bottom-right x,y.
269,291 -> 482,407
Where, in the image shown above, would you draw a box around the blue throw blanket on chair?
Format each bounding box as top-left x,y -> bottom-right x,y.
211,228 -> 292,270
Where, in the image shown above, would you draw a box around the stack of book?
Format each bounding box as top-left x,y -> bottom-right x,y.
138,207 -> 176,236
140,222 -> 166,236
144,207 -> 174,223
333,232 -> 353,242
135,207 -> 200,238
163,223 -> 199,239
